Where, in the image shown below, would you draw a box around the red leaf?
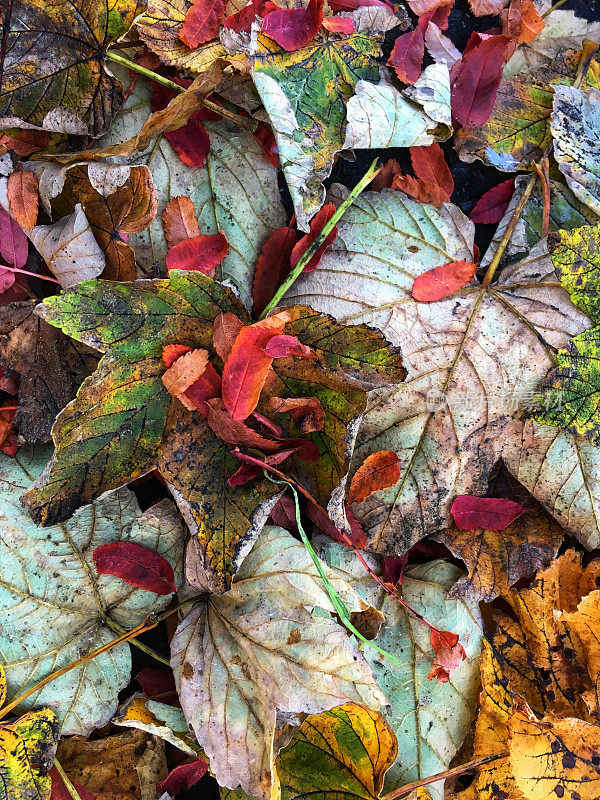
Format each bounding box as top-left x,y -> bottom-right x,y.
410,143 -> 454,200
50,767 -> 97,800
224,0 -> 268,31
206,399 -> 282,450
450,495 -> 527,531
157,760 -> 209,795
163,344 -> 193,368
161,347 -> 221,413
179,0 -> 229,46
372,159 -> 402,191
388,25 -> 426,84
0,206 -> 28,269
221,310 -> 290,420
411,260 -> 477,302
93,542 -> 177,595
252,226 -> 298,317
228,448 -> 297,485
136,667 -> 178,703
408,0 -> 453,14
7,170 -> 39,230
322,16 -> 354,33
328,0 -> 390,9
269,396 -> 325,433
262,0 -> 324,50
213,312 -> 245,363
253,121 -> 280,168
348,451 -> 401,505
306,501 -> 368,549
166,232 -> 229,276
269,493 -> 298,531
264,334 -> 315,359
469,178 -> 515,223
451,33 -> 511,128
421,1 -> 453,29
427,628 -> 466,684
290,203 -> 337,274
0,266 -> 16,295
165,125 -> 211,168
0,129 -> 48,158
162,196 -> 201,248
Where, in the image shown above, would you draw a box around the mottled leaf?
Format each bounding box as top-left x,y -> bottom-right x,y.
114,695 -> 200,756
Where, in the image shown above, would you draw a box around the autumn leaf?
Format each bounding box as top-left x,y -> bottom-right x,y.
348,451 -> 401,505
252,226 -> 299,317
277,703 -> 397,800
0,206 -> 28,269
451,33 -> 512,129
0,0 -> 142,136
450,495 -> 526,531
0,300 -> 99,443
162,196 -> 201,248
171,525 -> 388,800
180,0 -> 229,47
388,24 -> 426,85
469,178 -> 515,223
93,542 -> 177,595
157,761 -> 209,795
166,232 -> 229,276
0,447 -> 186,734
411,260 -> 477,301
287,188 -> 600,555
114,695 -> 201,756
261,0 -> 324,51
7,169 -> 39,230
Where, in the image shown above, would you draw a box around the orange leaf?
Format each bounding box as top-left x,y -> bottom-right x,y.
411,260 -> 477,302
162,196 -> 201,248
348,450 -> 401,505
410,143 -> 453,201
7,170 -> 39,230
269,396 -> 325,433
517,0 -> 544,43
162,347 -> 222,413
221,311 -> 291,421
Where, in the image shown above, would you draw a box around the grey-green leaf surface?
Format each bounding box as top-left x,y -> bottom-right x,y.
0,447 -> 186,735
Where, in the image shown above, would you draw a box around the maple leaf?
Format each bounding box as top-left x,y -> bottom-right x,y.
0,447 -> 186,734
171,525 -> 388,800
0,300 -> 99,443
0,663 -> 59,800
21,272 -> 403,591
287,188 -> 600,555
0,0 -> 142,136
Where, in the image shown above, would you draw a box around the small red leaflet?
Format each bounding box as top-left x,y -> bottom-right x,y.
93,541 -> 177,595
451,495 -> 527,531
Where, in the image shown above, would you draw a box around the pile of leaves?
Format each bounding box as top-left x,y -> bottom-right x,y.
1,0 -> 600,798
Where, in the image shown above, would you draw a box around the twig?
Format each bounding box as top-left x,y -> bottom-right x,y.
53,760 -> 84,800
541,0 -> 568,18
106,51 -> 254,130
380,753 -> 505,800
259,158 -> 382,319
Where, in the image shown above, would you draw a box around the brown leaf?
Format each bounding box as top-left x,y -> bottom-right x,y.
0,301 -> 99,443
268,396 -> 325,433
57,729 -> 167,800
162,196 -> 201,248
348,451 -> 401,505
7,170 -> 39,230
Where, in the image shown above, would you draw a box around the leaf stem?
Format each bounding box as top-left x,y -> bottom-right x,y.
259,158 -> 382,319
541,0 -> 567,17
0,263 -> 60,284
379,753 -> 505,800
105,51 -> 254,130
104,617 -> 170,667
53,760 -> 84,800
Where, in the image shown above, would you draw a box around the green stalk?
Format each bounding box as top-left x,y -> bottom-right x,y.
106,51 -> 255,130
259,158 -> 382,319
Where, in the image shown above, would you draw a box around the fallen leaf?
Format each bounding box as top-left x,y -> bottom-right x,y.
388,24 -> 426,85
469,178 -> 515,223
348,451 -> 401,505
213,311 -> 244,362
93,541 -> 177,595
277,703 -> 397,800
290,203 -> 338,273
0,300 -> 99,443
252,226 -> 298,316
251,32 -> 381,229
261,0 -> 324,51
411,260 -> 477,301
450,495 -> 526,530
57,729 -> 166,800
206,398 -> 282,451
469,0 -> 508,14
551,85 -> 600,217
29,205 -> 105,287
0,447 -> 185,733
7,169 -> 39,230
162,196 -> 201,248
287,190 -> 600,553
162,346 -> 221,412
180,0 -> 229,47
407,0 -> 453,13
0,205 -> 28,268
409,142 -> 454,204
437,503 -> 563,602
322,15 -> 355,33
269,396 -> 325,432
157,760 -> 209,794
425,21 -> 461,69
114,695 -> 200,755
171,525 -> 387,800
427,630 -> 467,684
502,0 -> 545,44
451,33 -> 512,129
50,767 -> 96,800
0,0 -> 140,135
320,543 -> 483,797
166,232 -> 230,276
263,334 -> 315,358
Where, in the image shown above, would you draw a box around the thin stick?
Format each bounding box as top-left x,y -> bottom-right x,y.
104,617 -> 171,667
541,0 -> 567,17
106,51 -> 254,130
53,760 -> 84,800
0,264 -> 60,283
380,754 -> 505,800
259,159 -> 382,319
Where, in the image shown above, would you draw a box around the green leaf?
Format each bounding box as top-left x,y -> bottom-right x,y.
0,706 -> 59,800
0,0 -> 141,136
551,85 -> 600,217
171,526 -> 388,800
548,223 -> 600,324
320,544 -> 483,800
277,703 -> 397,800
251,33 -> 380,230
285,189 -> 600,552
97,77 -> 287,306
0,447 -> 185,735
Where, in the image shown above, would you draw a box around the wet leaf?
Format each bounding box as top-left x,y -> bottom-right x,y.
388,24 -> 426,85
172,525 -> 387,800
277,703 -> 397,800
252,226 -> 298,317
0,447 -> 185,734
0,0 -> 141,136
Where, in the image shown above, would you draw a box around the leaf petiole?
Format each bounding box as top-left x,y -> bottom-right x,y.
259,158 -> 382,319
53,760 -> 84,800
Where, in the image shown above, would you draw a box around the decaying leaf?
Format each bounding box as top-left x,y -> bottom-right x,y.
114,695 -> 201,756
277,703 -> 397,800
172,526 -> 388,800
287,188 -> 600,555
0,447 -> 186,734
0,0 -> 141,136
0,300 -> 99,443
